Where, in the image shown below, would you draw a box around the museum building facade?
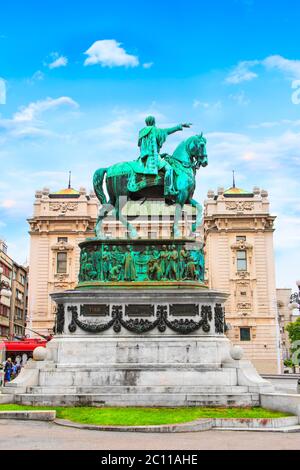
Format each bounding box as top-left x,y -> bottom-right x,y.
27,182 -> 281,373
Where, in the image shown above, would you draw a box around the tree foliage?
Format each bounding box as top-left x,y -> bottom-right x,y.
286,317 -> 300,366
286,317 -> 300,345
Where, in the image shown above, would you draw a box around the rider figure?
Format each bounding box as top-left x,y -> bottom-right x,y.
137,116 -> 191,197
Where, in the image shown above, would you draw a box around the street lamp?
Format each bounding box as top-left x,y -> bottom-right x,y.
288,281 -> 300,312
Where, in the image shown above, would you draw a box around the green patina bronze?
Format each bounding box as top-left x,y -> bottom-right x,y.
78,116 -> 208,288
93,116 -> 207,239
78,239 -> 205,286
134,116 -> 192,196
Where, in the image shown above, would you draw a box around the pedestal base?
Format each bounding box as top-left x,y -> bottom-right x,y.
5,287 -> 274,406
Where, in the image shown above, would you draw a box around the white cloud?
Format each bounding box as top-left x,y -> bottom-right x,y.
48,54 -> 68,69
32,70 -> 44,80
13,96 -> 79,123
84,40 -> 139,68
229,90 -> 250,106
193,100 -> 222,110
193,100 -> 210,109
226,60 -> 259,84
207,129 -> 300,170
27,70 -> 44,85
0,78 -> 6,104
192,129 -> 300,289
0,199 -> 16,209
143,62 -> 153,69
249,119 -> 300,129
10,126 -> 55,138
248,121 -> 280,129
0,104 -> 299,288
263,55 -> 300,79
81,107 -> 167,155
226,55 -> 300,85
0,96 -> 79,141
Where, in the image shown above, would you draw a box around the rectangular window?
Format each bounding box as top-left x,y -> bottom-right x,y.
148,231 -> 158,239
237,250 -> 247,271
0,242 -> 7,254
0,304 -> 9,317
240,327 -> 251,341
57,252 -> 67,274
14,325 -> 24,336
15,307 -> 23,319
0,326 -> 8,337
0,262 -> 11,279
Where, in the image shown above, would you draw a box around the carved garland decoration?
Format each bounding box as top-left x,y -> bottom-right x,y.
159,305 -> 212,334
214,303 -> 225,334
67,304 -> 214,335
55,304 -> 65,334
49,202 -> 78,214
225,201 -> 254,212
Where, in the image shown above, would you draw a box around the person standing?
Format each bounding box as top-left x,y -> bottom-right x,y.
4,358 -> 13,384
166,245 -> 179,281
124,247 -> 137,281
0,364 -> 4,387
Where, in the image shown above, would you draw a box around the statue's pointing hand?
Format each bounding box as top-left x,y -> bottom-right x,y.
182,123 -> 192,128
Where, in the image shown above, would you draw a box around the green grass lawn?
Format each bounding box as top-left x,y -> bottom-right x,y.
0,404 -> 292,426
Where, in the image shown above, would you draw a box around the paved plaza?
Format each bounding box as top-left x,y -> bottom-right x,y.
0,420 -> 299,450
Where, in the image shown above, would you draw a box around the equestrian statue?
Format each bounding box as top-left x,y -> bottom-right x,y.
93,116 -> 208,239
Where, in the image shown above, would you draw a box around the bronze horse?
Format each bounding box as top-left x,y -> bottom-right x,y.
93,134 -> 208,238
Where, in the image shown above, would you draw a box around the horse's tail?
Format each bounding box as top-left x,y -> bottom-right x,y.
93,168 -> 107,204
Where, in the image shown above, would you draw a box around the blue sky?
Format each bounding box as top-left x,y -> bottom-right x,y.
0,0 -> 300,288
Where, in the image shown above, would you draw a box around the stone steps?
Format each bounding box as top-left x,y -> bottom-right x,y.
214,425 -> 300,433
15,392 -> 260,407
27,385 -> 249,395
40,364 -> 230,371
38,367 -> 237,388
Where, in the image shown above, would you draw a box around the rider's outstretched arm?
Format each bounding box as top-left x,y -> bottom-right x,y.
164,123 -> 192,135
164,125 -> 183,135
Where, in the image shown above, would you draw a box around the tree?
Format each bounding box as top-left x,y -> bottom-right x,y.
286,317 -> 300,368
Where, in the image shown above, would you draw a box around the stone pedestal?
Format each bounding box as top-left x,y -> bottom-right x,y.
5,287 -> 274,406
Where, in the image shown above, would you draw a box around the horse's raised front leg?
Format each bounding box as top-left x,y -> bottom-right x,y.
189,198 -> 203,234
95,202 -> 114,239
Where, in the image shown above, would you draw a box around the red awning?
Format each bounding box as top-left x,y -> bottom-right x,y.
3,340 -> 47,352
